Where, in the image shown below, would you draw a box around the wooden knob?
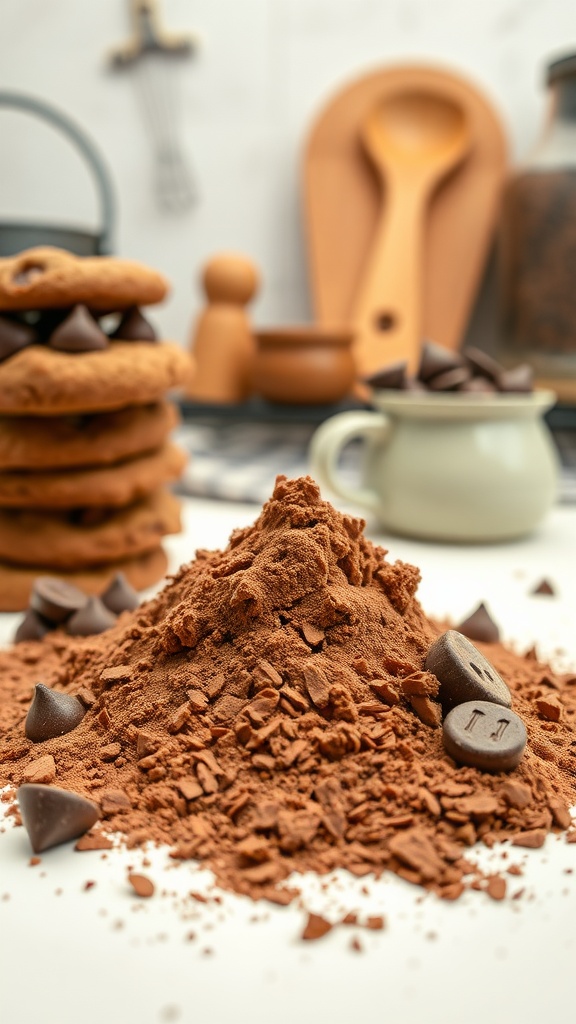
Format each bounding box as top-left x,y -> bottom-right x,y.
201,253 -> 260,305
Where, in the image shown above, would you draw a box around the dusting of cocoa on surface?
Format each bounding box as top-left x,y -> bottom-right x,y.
0,476 -> 575,906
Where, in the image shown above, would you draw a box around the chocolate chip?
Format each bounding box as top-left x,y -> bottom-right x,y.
497,364 -> 534,393
110,307 -> 157,342
100,572 -> 140,614
427,366 -> 471,391
463,347 -> 504,382
425,630 -> 511,710
418,341 -> 464,382
18,783 -> 100,852
25,683 -> 86,742
48,305 -> 109,352
31,576 -> 88,623
14,609 -> 54,643
364,359 -> 408,390
457,376 -> 497,394
531,578 -> 556,596
66,596 -> 117,636
456,602 -> 500,644
443,700 -> 527,772
12,263 -> 45,286
0,315 -> 38,362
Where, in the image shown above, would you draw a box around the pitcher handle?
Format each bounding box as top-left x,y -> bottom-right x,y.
0,91 -> 116,254
309,410 -> 391,512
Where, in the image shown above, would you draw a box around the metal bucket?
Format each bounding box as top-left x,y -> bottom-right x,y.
0,91 -> 116,257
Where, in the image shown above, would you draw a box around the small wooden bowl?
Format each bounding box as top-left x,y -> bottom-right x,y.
252,326 -> 355,405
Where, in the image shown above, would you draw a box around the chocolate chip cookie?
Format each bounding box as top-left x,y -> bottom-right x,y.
0,442 -> 186,507
0,247 -> 169,311
0,341 -> 191,414
0,489 -> 181,568
0,547 -> 168,612
0,402 -> 179,470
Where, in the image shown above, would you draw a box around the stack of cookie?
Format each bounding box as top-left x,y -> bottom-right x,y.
0,246 -> 191,611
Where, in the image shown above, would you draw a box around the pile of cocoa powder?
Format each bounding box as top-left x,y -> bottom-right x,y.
1,476 -> 575,904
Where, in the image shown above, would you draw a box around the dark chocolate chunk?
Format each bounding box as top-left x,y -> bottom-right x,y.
427,366 -> 471,391
110,306 -> 157,342
497,364 -> 534,393
18,783 -> 100,853
14,609 -> 54,643
443,700 -> 527,772
31,576 -> 88,623
25,683 -> 86,742
0,314 -> 38,362
364,359 -> 408,390
418,341 -> 464,382
463,347 -> 504,382
425,630 -> 511,710
48,305 -> 109,352
531,578 -> 556,596
100,572 -> 140,614
456,602 -> 500,644
66,596 -> 117,636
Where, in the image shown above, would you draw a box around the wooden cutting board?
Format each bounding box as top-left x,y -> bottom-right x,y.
302,63 -> 508,354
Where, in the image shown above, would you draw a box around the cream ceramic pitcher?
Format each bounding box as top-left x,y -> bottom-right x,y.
309,390 -> 559,541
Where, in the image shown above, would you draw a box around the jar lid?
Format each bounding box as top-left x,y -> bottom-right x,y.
547,52 -> 576,84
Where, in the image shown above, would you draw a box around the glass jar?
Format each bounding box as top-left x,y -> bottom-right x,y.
499,52 -> 576,401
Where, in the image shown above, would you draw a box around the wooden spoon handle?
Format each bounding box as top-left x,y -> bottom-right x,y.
353,181 -> 426,377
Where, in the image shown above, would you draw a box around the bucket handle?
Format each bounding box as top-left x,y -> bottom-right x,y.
0,90 -> 116,255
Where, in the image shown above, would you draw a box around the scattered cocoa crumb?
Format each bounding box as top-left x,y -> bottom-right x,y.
301,912 -> 333,941
128,873 -> 155,898
486,876 -> 507,901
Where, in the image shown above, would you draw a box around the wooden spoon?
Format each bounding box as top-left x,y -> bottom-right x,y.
353,89 -> 471,376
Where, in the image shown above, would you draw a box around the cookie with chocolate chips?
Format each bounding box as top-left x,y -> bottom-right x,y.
0,402 -> 179,470
0,246 -> 168,311
0,489 -> 181,569
0,546 -> 167,612
0,442 -> 186,508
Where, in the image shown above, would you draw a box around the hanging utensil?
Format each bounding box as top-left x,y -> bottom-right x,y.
109,0 -> 198,214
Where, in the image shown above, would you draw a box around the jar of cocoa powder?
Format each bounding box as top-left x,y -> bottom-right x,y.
499,52 -> 576,401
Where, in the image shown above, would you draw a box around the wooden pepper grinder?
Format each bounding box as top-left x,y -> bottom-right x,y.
186,253 -> 260,402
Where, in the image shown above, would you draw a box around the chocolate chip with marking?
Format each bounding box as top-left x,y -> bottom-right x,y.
66,596 -> 117,636
100,572 -> 140,614
25,683 -> 86,742
443,700 -> 527,772
31,576 -> 88,623
18,783 -> 100,852
456,602 -> 500,644
48,305 -> 109,352
425,630 -> 511,710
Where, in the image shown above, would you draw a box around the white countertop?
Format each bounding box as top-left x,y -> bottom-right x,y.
1,494 -> 576,1024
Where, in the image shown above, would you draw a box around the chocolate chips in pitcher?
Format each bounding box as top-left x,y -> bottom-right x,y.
365,341 -> 534,394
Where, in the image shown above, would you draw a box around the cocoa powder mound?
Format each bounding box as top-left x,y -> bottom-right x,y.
1,476 -> 575,903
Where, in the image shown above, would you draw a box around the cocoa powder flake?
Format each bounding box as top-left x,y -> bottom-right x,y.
1,476 -> 575,906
